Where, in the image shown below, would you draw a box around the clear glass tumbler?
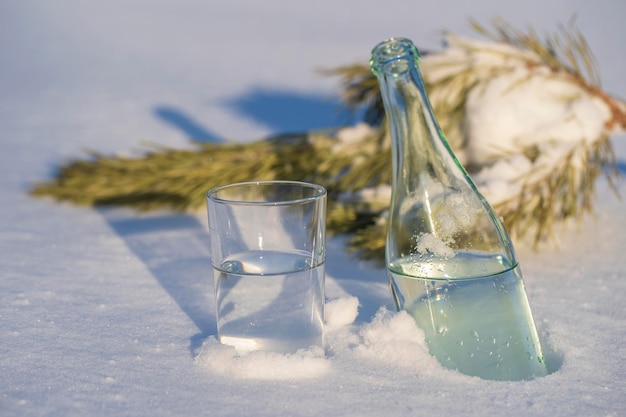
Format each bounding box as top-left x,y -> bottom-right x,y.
207,180 -> 327,354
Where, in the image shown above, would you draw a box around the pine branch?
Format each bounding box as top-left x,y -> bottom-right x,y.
32,137 -> 318,211
29,17 -> 624,261
496,134 -> 619,243
470,16 -> 601,86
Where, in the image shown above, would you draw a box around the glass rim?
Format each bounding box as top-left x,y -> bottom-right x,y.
206,180 -> 327,206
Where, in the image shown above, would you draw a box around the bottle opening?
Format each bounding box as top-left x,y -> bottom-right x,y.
370,37 -> 421,76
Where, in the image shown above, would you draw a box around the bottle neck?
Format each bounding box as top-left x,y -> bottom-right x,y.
371,39 -> 458,196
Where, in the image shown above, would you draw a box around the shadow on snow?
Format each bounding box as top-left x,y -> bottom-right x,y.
152,87 -> 353,145
98,208 -> 390,355
220,86 -> 351,133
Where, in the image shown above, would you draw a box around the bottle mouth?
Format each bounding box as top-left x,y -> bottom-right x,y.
370,37 -> 421,76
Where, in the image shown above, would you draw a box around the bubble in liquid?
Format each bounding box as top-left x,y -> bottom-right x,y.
221,260 -> 244,274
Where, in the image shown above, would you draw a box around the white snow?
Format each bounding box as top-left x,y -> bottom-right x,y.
336,122 -> 378,145
414,232 -> 456,258
423,34 -> 624,206
2,1 -> 626,416
463,69 -> 611,165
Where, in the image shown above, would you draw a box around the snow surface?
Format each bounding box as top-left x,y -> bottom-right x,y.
2,1 -> 626,416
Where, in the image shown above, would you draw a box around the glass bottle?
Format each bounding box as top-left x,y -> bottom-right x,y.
370,38 -> 548,381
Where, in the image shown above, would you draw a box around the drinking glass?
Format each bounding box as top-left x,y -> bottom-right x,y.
207,180 -> 327,354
